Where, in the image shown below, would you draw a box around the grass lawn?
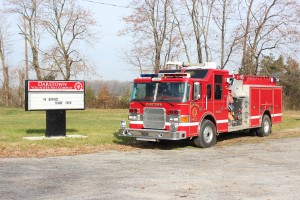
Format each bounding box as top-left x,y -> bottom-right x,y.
0,108 -> 134,157
0,108 -> 299,157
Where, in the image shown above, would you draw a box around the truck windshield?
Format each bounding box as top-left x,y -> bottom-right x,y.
130,82 -> 190,102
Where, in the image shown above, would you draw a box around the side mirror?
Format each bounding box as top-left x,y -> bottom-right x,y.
194,82 -> 201,100
226,78 -> 233,85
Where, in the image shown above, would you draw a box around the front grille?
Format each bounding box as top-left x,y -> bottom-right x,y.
143,108 -> 166,129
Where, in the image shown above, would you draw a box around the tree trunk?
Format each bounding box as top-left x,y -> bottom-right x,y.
32,46 -> 42,80
3,66 -> 9,106
241,0 -> 254,74
0,36 -> 10,106
220,0 -> 226,69
154,47 -> 161,72
18,70 -> 25,108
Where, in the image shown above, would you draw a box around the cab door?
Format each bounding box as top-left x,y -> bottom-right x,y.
213,74 -> 228,132
190,82 -> 204,136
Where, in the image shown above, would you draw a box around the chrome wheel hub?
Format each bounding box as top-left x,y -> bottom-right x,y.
203,126 -> 213,143
264,120 -> 270,133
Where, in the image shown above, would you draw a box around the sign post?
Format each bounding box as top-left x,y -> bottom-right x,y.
46,110 -> 66,137
25,80 -> 85,137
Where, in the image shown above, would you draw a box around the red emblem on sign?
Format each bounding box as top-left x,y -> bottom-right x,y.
74,82 -> 83,90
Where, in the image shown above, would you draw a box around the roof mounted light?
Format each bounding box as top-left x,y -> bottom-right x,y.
165,61 -> 218,69
140,74 -> 158,78
152,77 -> 162,82
160,73 -> 191,78
203,62 -> 217,69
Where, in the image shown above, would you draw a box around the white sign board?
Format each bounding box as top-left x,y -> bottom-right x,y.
25,80 -> 85,111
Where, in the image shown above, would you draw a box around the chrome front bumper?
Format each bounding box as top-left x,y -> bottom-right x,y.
119,128 -> 187,141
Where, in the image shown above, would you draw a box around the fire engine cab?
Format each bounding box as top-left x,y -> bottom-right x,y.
119,62 -> 282,148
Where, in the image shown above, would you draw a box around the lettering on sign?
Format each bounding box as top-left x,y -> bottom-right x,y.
28,81 -> 84,91
25,80 -> 85,111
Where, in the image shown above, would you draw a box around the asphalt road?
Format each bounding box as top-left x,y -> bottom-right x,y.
1,138 -> 300,200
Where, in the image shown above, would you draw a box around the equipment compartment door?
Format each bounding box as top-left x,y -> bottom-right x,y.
273,88 -> 282,123
250,88 -> 260,127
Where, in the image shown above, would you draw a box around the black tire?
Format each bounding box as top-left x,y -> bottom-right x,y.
257,115 -> 272,137
249,128 -> 258,136
193,120 -> 217,148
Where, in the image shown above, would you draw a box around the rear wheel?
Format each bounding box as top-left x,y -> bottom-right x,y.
257,115 -> 272,137
194,120 -> 217,148
249,128 -> 258,136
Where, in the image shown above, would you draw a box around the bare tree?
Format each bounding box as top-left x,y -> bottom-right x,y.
182,0 -> 215,63
18,69 -> 25,107
201,0 -> 215,62
213,0 -> 236,68
239,0 -> 254,74
161,17 -> 183,67
170,3 -> 191,63
7,0 -> 43,80
122,0 -> 172,72
238,0 -> 300,75
182,0 -> 203,63
121,49 -> 144,74
0,15 -> 11,106
41,0 -> 96,80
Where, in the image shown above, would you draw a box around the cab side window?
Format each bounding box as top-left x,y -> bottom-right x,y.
215,75 -> 222,100
207,84 -> 212,100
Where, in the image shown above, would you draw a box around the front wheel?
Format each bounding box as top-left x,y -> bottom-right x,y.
193,120 -> 217,148
257,115 -> 272,137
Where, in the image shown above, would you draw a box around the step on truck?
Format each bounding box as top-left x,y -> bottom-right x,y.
119,62 -> 282,148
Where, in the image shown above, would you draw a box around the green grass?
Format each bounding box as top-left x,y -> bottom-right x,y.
273,110 -> 300,131
270,110 -> 300,138
0,108 -> 299,157
0,108 -> 132,155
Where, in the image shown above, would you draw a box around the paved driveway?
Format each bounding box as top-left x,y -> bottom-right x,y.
1,138 -> 300,200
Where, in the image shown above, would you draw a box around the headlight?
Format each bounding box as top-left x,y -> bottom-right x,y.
169,116 -> 180,122
128,115 -> 139,121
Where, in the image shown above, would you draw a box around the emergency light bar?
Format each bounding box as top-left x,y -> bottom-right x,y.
159,73 -> 191,78
166,61 -> 217,69
140,74 -> 159,78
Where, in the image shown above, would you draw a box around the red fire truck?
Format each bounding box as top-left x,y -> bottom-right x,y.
119,62 -> 282,148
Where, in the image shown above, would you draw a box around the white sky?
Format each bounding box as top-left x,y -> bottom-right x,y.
5,0 -> 139,81
78,0 -> 139,81
5,0 -> 298,82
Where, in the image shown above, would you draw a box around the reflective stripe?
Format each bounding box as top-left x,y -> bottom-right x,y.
130,121 -> 143,125
130,114 -> 283,127
164,122 -> 199,127
250,113 -> 282,120
271,113 -> 282,117
179,122 -> 199,127
130,121 -> 199,127
250,116 -> 260,119
216,119 -> 228,124
132,120 -> 230,126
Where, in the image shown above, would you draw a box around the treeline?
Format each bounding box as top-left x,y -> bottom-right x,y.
1,58 -> 300,110
85,80 -> 131,109
122,0 -> 300,74
1,0 -> 300,110
0,0 -> 98,108
259,55 -> 300,110
0,80 -> 131,109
